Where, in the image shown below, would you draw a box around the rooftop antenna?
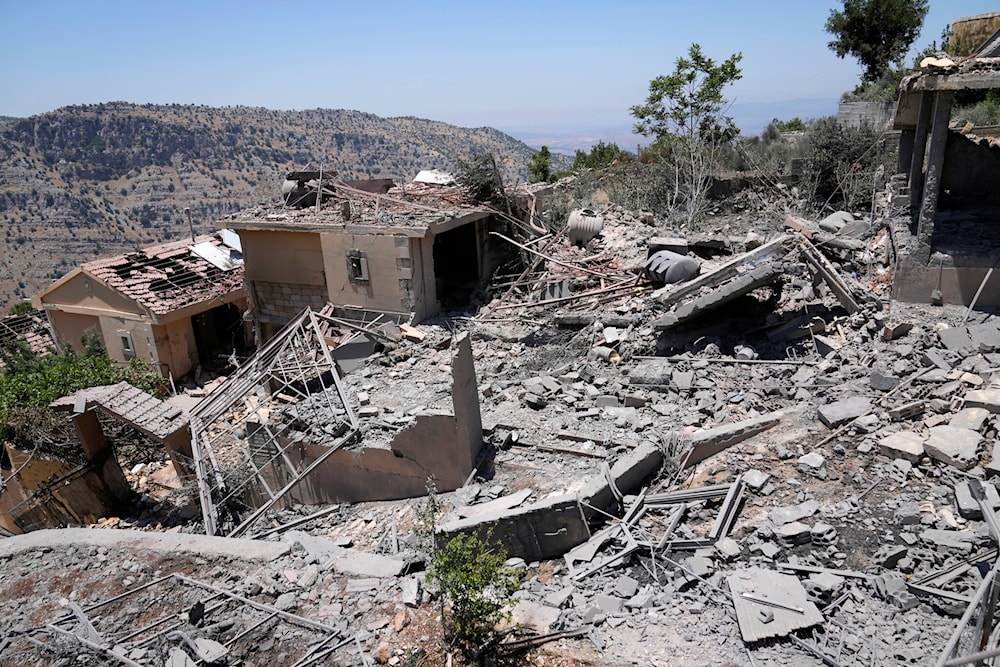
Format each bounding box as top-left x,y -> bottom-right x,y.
185,207 -> 196,243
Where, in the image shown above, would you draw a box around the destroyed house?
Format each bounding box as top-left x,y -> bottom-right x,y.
218,174 -> 508,340
33,232 -> 247,379
892,16 -> 1000,307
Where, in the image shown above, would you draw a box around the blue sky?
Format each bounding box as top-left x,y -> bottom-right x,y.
0,1 -> 995,149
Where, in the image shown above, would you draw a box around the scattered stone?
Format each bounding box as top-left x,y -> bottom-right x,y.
797,452 -> 826,478
743,469 -> 770,491
774,521 -> 811,547
870,371 -> 900,391
614,575 -> 639,598
274,592 -> 298,611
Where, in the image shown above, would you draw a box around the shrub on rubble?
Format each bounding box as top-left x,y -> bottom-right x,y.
417,478 -> 521,660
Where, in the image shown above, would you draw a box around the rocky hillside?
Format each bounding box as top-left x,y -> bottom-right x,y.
0,103 -> 558,309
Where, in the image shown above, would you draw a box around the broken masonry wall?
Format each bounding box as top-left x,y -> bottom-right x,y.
241,230 -> 329,330
837,101 -> 894,130
218,331 -> 483,510
71,411 -> 131,503
155,318 -> 198,379
0,469 -> 25,534
321,231 -> 420,318
280,413 -> 472,505
440,442 -> 664,561
450,331 -> 483,474
2,445 -> 122,532
441,494 -> 592,562
276,333 -> 480,504
894,256 -> 1000,307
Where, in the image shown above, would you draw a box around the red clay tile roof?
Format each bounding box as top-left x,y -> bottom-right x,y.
82,232 -> 244,316
0,309 -> 55,360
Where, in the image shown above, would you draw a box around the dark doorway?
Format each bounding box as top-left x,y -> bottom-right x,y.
192,303 -> 246,370
433,223 -> 481,309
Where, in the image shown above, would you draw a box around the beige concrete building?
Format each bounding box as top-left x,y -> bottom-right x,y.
218,176 -> 509,340
33,232 -> 247,378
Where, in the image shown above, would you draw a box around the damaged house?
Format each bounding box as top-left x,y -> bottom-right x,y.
33,232 -> 247,379
217,173 -> 511,341
892,20 -> 1000,307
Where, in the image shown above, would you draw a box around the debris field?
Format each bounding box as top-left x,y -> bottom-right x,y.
4,202 -> 1000,667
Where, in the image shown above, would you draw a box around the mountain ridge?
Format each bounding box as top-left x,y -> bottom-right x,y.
0,102 -> 563,310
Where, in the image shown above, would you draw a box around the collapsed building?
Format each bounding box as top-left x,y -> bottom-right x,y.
218,173 -> 514,342
8,22 -> 1000,661
892,17 -> 1000,308
33,231 -> 247,379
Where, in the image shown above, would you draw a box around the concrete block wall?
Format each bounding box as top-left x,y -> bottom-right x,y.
837,101 -> 894,131
252,280 -> 328,323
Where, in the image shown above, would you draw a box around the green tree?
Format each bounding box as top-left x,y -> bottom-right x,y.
0,337 -> 167,445
455,153 -> 506,206
572,141 -> 630,171
630,43 -> 743,224
825,0 -> 929,82
527,145 -> 552,183
772,117 -> 806,133
6,301 -> 34,316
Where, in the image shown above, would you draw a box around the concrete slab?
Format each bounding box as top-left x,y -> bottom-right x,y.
331,550 -> 407,578
950,407 -> 990,432
653,262 -> 787,331
938,327 -> 974,352
0,528 -> 290,561
968,321 -> 1000,352
510,600 -> 561,633
878,431 -> 925,464
966,388 -> 1000,414
817,396 -> 872,428
924,425 -> 982,470
728,567 -> 824,642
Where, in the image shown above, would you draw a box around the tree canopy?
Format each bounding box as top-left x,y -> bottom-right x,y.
630,43 -> 743,143
573,141 -> 630,171
527,145 -> 553,183
825,0 -> 929,82
630,43 -> 743,224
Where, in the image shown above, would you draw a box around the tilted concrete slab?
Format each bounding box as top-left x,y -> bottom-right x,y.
681,410 -> 788,468
817,396 -> 872,428
966,388 -> 1000,414
652,262 -> 788,331
0,528 -> 290,561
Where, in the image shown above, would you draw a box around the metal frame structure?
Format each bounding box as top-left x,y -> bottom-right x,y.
189,307 -> 358,537
2,573 -> 364,666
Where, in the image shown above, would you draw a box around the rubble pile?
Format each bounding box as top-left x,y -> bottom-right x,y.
4,204 -> 1000,666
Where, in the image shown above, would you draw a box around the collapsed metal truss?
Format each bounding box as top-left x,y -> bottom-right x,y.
189,307 -> 358,537
2,573 -> 362,666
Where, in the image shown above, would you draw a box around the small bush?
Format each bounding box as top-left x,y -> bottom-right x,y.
418,479 -> 521,657
798,117 -> 890,210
